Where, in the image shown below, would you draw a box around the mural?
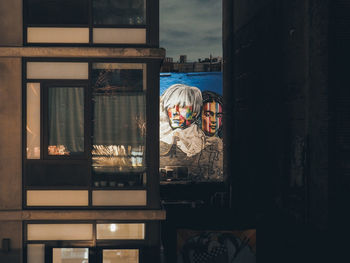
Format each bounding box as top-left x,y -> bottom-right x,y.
159,84 -> 223,182
177,229 -> 256,263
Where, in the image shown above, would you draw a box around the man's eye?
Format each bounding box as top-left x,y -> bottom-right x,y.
204,112 -> 211,117
217,113 -> 223,118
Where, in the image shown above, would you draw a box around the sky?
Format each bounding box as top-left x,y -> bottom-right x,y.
159,0 -> 222,62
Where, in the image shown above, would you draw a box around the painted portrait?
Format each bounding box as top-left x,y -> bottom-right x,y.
159,84 -> 223,182
177,229 -> 256,263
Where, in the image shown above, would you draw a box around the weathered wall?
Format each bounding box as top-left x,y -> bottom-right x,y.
232,1 -> 330,261
0,222 -> 22,263
0,0 -> 22,46
234,0 -> 275,31
307,0 -> 329,230
0,58 -> 22,210
233,0 -> 329,228
233,0 -> 283,220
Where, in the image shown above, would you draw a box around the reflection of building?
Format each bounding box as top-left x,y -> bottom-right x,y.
179,55 -> 187,63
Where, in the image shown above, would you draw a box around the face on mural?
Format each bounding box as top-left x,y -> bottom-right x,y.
202,101 -> 223,136
167,105 -> 196,129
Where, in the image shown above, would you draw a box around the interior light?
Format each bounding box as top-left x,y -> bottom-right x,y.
109,224 -> 118,232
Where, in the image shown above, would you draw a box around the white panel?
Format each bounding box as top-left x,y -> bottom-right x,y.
97,224 -> 145,240
92,190 -> 147,206
27,224 -> 93,241
27,244 -> 45,263
93,28 -> 146,44
26,83 -> 40,159
27,190 -> 89,206
103,249 -> 139,263
27,62 -> 89,79
27,27 -> 89,43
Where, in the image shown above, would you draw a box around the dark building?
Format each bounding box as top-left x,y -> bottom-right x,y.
179,55 -> 187,64
1,0 -> 348,263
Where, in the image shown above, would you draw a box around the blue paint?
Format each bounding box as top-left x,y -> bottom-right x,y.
160,72 -> 223,95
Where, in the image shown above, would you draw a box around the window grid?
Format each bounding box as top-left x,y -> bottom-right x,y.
23,0 -> 153,46
22,59 -> 152,209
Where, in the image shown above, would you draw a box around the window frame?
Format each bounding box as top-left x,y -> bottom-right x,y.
23,0 -> 159,47
23,221 -> 148,263
22,57 -> 161,209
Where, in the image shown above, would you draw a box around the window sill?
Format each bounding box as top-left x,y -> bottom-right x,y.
0,47 -> 165,59
0,210 -> 166,221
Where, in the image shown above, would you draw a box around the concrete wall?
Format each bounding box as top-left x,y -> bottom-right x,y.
234,0 -> 274,31
233,0 -> 329,228
0,0 -> 22,46
307,0 -> 329,230
0,58 -> 22,210
0,222 -> 22,263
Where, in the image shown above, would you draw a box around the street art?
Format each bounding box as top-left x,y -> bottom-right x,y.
159,84 -> 223,182
177,229 -> 256,263
201,91 -> 223,138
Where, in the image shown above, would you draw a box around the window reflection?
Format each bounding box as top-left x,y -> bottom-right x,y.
91,63 -> 146,188
93,0 -> 146,25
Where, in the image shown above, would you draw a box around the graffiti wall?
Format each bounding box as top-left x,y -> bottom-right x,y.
177,229 -> 256,263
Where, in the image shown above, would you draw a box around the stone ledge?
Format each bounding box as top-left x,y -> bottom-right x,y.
0,210 -> 166,221
0,47 -> 165,59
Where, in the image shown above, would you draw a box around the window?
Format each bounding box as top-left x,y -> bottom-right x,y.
23,59 -> 153,208
24,0 -> 151,44
24,222 -> 145,263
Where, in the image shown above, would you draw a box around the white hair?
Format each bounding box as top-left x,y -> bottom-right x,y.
161,84 -> 202,115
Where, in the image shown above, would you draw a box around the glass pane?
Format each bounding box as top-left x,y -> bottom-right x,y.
27,244 -> 45,263
27,27 -> 89,43
53,248 -> 89,263
27,83 -> 40,159
27,62 -> 89,80
27,224 -> 93,241
92,190 -> 147,206
91,63 -> 146,187
26,0 -> 89,25
103,249 -> 139,263
93,0 -> 146,25
26,190 -> 89,206
93,28 -> 146,44
48,87 -> 84,156
97,224 -> 145,240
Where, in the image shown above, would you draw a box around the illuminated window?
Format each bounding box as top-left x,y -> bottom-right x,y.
23,61 -> 150,207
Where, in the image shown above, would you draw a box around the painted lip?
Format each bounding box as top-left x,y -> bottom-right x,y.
209,125 -> 217,129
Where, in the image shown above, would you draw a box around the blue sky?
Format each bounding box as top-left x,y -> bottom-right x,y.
160,0 -> 222,62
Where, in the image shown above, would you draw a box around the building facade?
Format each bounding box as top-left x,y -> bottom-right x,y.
0,1 -> 165,262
